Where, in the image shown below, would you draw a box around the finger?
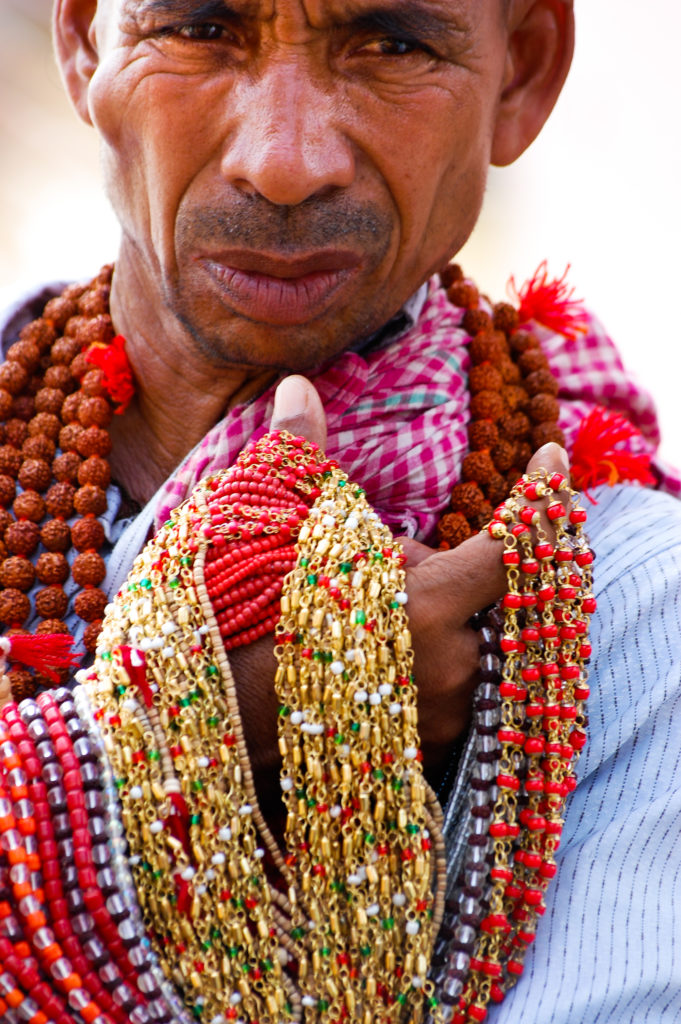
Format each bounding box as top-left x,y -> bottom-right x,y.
406,445 -> 573,623
404,532 -> 507,633
526,441 -> 570,482
270,375 -> 328,451
399,537 -> 433,567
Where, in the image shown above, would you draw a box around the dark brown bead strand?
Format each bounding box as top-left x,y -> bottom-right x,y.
0,267 -> 119,698
438,265 -> 565,549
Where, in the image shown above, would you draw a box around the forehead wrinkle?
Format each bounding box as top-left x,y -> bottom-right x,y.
125,0 -> 259,18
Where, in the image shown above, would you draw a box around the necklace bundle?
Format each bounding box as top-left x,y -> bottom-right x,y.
0,428 -> 593,1024
430,470 -> 595,1022
0,266 -> 130,701
61,430 -> 445,1024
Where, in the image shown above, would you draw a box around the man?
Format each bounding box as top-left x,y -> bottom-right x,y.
1,0 -> 680,1020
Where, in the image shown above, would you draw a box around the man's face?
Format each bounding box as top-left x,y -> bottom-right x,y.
87,0 -> 511,370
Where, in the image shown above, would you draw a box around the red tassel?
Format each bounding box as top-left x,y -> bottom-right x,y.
570,407 -> 656,497
86,335 -> 135,414
120,646 -> 155,708
168,791 -> 192,854
7,633 -> 80,682
509,262 -> 589,341
174,874 -> 192,916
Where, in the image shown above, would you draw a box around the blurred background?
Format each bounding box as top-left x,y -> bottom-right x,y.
1,0 -> 679,465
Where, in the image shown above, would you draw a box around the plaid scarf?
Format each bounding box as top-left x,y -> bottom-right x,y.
156,278 -> 680,539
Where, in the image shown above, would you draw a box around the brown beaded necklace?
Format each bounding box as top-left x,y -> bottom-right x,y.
0,266 -> 121,699
436,264 -> 566,550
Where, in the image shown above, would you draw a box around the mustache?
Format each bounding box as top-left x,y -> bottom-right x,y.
176,194 -> 393,254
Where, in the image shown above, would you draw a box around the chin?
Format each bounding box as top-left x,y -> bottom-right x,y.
174,299 -> 380,374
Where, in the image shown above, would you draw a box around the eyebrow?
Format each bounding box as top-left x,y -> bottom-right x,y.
133,0 -> 468,34
334,0 -> 473,44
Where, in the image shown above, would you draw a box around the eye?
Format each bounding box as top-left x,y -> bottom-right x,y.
352,34 -> 436,62
160,22 -> 231,42
362,37 -> 423,56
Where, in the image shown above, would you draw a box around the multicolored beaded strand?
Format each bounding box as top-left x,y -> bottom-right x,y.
430,470 -> 595,1022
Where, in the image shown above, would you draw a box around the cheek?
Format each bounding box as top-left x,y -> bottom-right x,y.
87,61 -> 218,261
376,91 -> 493,274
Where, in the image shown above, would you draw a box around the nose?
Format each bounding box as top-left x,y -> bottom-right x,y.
220,60 -> 356,206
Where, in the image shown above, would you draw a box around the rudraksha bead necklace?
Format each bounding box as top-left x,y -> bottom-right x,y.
0,266 -> 133,700
437,264 -> 567,551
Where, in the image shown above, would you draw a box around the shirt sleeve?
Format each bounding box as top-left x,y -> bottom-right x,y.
491,483 -> 681,1023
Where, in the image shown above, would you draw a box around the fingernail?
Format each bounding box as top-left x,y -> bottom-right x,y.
534,442 -> 570,474
273,375 -> 309,420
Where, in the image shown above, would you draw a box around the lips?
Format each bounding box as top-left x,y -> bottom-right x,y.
200,249 -> 361,325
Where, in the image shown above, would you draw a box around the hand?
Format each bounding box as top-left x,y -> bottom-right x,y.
400,443 -> 572,775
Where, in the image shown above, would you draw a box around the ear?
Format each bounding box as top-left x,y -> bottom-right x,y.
53,0 -> 100,125
491,0 -> 574,167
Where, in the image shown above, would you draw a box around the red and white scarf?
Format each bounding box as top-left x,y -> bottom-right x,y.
156,278 -> 680,539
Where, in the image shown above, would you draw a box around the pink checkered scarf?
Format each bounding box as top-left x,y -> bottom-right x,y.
156,278 -> 681,539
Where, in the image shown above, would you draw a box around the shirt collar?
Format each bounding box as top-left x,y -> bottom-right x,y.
350,282 -> 429,356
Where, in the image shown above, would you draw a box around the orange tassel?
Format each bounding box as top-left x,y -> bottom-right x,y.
509,262 -> 589,341
86,334 -> 135,414
5,633 -> 80,682
570,407 -> 656,497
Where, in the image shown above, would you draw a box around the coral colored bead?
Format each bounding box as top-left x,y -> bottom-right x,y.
547,501 -> 566,521
534,542 -> 554,559
500,637 -> 523,654
468,1004 -> 488,1021
569,729 -> 587,750
524,738 -> 545,755
498,729 -> 525,745
525,776 -> 544,793
523,887 -> 543,906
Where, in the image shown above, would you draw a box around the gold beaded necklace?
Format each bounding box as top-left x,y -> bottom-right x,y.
82,431 -> 448,1024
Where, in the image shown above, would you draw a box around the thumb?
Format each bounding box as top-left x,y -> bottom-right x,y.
525,441 -> 571,482
270,375 -> 328,451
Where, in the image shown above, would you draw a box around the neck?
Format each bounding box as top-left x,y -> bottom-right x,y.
107,255 -> 277,506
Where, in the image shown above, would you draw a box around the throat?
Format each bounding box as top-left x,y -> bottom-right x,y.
107,370 -> 279,507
